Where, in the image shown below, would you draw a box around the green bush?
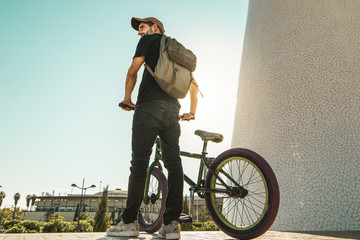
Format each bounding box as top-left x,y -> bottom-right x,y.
79,211 -> 91,221
1,211 -> 97,233
50,213 -> 66,222
179,206 -> 219,231
180,222 -> 193,231
76,220 -> 93,232
4,224 -> 26,233
19,220 -> 41,232
193,221 -> 219,231
2,219 -> 42,233
41,213 -> 94,233
42,219 -> 73,233
42,213 -> 71,232
2,219 -> 21,230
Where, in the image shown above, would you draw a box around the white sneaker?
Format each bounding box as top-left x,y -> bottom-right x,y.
106,220 -> 139,237
158,220 -> 180,239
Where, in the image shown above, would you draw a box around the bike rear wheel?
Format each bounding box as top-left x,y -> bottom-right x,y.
138,167 -> 168,233
205,148 -> 279,240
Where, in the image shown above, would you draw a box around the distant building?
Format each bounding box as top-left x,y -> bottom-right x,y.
24,189 -> 127,222
24,190 -> 206,222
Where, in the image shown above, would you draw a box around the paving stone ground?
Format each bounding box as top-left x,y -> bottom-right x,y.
0,231 -> 359,240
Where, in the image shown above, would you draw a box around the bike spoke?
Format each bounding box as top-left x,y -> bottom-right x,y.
213,198 -> 266,228
248,187 -> 267,196
247,194 -> 266,207
244,167 -> 257,188
245,197 -> 266,214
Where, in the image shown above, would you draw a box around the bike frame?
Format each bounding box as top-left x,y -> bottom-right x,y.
143,137 -> 241,206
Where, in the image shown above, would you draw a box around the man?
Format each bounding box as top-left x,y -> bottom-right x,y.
106,17 -> 198,239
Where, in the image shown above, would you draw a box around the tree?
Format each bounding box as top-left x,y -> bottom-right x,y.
0,191 -> 5,208
26,195 -> 31,211
13,192 -> 21,219
115,208 -> 122,225
0,207 -> 9,225
30,195 -> 37,211
44,208 -> 54,222
197,206 -> 211,222
110,210 -> 115,225
93,185 -> 109,232
79,210 -> 91,221
0,208 -> 24,226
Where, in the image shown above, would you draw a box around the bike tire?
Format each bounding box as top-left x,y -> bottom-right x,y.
205,148 -> 280,240
138,167 -> 168,233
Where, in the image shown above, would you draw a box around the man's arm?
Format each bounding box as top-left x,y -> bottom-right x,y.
120,56 -> 145,111
182,79 -> 198,121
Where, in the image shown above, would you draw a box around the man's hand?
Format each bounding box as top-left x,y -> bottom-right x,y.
120,100 -> 135,111
181,113 -> 195,121
121,56 -> 145,112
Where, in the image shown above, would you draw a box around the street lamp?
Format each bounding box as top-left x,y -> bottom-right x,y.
71,178 -> 96,232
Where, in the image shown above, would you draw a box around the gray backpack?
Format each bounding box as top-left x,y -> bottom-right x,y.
145,35 -> 197,99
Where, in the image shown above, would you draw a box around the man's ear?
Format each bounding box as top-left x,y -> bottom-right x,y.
152,24 -> 160,33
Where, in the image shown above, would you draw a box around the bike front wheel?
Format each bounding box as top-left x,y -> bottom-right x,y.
138,167 -> 168,233
205,148 -> 280,240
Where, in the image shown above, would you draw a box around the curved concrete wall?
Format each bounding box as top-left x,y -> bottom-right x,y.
232,0 -> 360,231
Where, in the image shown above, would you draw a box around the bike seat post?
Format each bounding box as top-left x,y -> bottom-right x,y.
201,140 -> 209,157
157,138 -> 163,153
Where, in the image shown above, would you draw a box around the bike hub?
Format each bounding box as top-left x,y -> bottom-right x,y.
229,186 -> 248,198
150,193 -> 158,204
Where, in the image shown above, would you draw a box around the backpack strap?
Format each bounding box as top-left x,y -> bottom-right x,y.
190,73 -> 203,98
144,35 -> 166,79
145,64 -> 155,78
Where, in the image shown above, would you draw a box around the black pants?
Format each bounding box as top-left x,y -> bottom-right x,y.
122,100 -> 184,225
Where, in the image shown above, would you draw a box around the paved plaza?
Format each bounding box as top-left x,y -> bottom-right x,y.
0,231 -> 359,240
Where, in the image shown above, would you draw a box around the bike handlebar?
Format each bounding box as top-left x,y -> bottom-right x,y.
180,115 -> 195,121
119,102 -> 135,110
119,102 -> 195,120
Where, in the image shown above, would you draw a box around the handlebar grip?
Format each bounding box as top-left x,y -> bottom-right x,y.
119,102 -> 135,110
180,115 -> 195,120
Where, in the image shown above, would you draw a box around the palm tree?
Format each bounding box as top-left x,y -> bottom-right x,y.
13,192 -> 20,219
30,194 -> 37,211
14,192 -> 20,206
26,194 -> 31,211
0,191 -> 5,208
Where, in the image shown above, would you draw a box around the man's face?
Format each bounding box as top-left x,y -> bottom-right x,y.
138,22 -> 154,37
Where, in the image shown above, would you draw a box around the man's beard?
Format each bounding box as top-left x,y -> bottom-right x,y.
145,28 -> 154,35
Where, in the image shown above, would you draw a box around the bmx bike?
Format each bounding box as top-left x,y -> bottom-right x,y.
138,129 -> 280,239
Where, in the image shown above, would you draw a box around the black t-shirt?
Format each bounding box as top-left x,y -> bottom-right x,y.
134,34 -> 180,106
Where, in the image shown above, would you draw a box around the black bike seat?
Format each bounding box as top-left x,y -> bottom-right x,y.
194,130 -> 224,143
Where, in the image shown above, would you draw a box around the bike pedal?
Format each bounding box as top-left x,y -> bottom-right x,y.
179,215 -> 193,223
192,223 -> 202,228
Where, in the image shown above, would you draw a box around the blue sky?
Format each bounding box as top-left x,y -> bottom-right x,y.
0,0 -> 248,209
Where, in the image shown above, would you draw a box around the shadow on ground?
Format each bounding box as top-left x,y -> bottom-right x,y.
95,233 -> 157,240
291,231 -> 360,240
